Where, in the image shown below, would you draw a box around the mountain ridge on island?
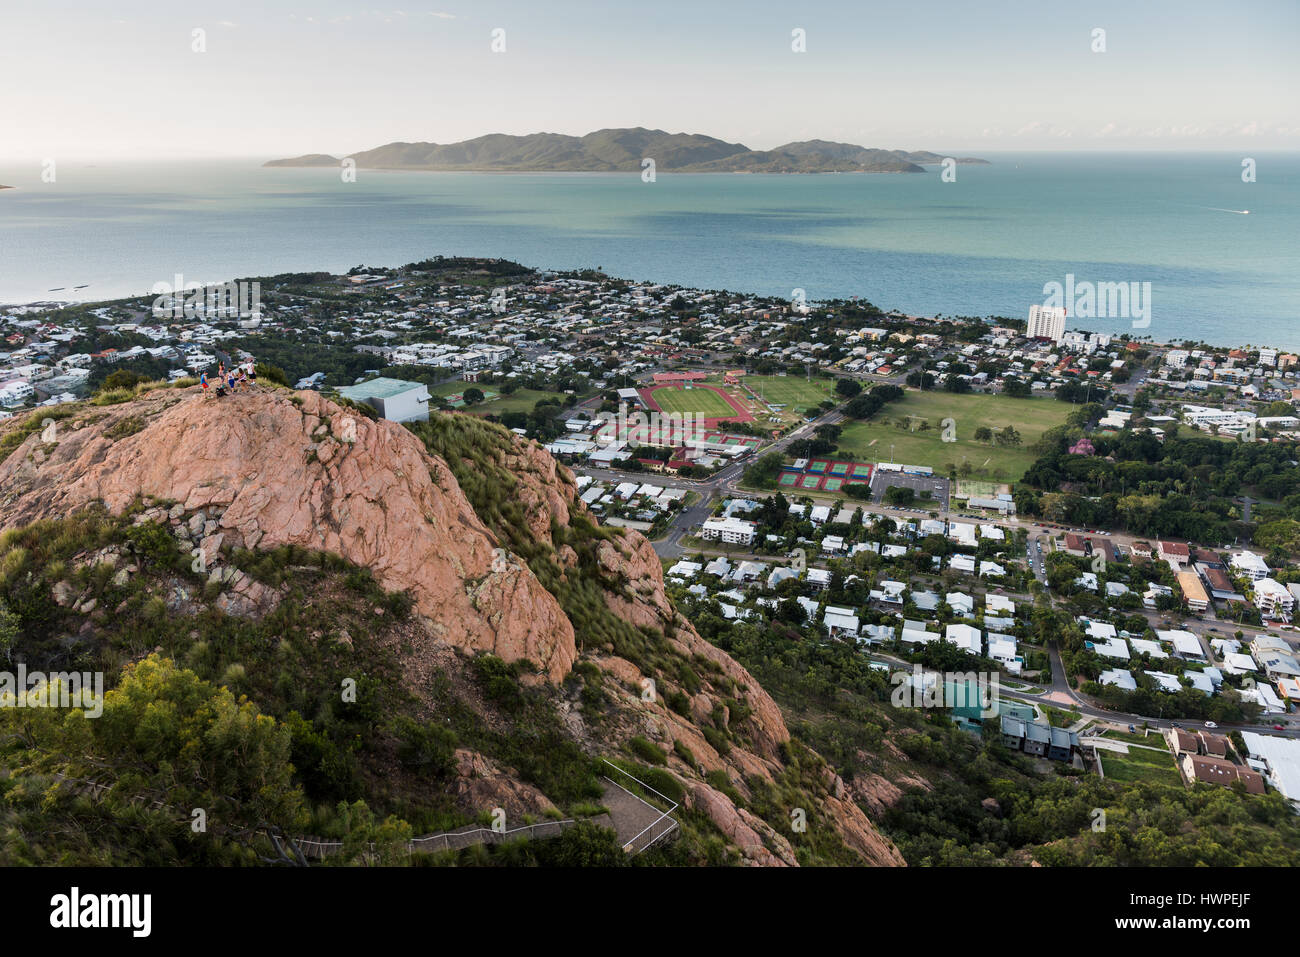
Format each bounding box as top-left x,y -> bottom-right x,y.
265,127 -> 989,173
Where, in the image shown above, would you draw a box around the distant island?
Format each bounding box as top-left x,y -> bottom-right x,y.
265,127 -> 989,174
0,185 -> 12,190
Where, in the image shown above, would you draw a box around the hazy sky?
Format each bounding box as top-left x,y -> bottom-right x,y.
2,0 -> 1297,160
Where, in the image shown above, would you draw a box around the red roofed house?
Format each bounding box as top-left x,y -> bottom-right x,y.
1158,540 -> 1190,565
1181,755 -> 1266,794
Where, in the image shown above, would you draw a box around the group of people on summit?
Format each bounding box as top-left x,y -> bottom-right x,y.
199,360 -> 257,398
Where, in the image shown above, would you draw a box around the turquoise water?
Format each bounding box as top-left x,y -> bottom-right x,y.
1,152 -> 1296,348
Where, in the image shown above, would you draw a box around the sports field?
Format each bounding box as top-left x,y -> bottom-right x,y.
836,391 -> 1072,483
739,375 -> 837,414
430,382 -> 569,414
644,383 -> 744,419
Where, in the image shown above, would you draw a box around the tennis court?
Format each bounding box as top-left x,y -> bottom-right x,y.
778,459 -> 875,493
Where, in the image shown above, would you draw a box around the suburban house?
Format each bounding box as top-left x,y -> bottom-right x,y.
1181,755 -> 1266,794
1002,716 -> 1077,762
1230,551 -> 1271,581
1158,541 -> 1190,565
1177,571 -> 1210,612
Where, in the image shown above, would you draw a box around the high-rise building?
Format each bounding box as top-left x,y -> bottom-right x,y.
1027,305 -> 1066,343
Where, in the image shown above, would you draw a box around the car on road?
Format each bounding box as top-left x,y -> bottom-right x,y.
1273,724 -> 1285,731
1204,721 -> 1218,729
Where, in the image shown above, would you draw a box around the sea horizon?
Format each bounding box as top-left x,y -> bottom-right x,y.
2,150 -> 1297,351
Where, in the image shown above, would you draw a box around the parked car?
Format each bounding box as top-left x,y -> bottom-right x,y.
1128,724 -> 1137,733
1272,724 -> 1285,731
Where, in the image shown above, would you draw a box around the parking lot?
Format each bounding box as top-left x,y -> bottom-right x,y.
870,470 -> 951,509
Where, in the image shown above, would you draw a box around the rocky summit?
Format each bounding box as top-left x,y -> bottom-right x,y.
0,383 -> 903,866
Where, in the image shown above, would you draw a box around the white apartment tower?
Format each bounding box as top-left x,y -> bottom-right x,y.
1027,305 -> 1066,343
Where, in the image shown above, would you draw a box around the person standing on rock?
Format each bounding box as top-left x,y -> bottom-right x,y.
200,371 -> 209,397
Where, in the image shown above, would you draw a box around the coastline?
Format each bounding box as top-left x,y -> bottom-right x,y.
2,260 -> 1293,358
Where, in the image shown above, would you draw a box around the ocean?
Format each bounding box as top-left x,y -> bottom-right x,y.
1,151 -> 1296,349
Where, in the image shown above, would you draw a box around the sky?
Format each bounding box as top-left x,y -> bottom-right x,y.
1,0 -> 1297,160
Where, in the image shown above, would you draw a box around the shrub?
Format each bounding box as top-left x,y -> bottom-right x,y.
627,735 -> 668,766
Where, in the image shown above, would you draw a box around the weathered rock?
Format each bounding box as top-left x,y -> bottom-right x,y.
52,581 -> 76,606
0,387 -> 576,680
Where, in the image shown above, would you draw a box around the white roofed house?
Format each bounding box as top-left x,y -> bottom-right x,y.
987,634 -> 1022,674
1093,637 -> 1131,659
1230,550 -> 1271,581
900,620 -> 939,645
944,623 -> 983,655
1085,619 -> 1117,641
949,554 -> 976,575
909,590 -> 938,613
1185,671 -> 1215,695
861,623 -> 896,645
667,560 -> 702,581
821,535 -> 846,555
985,594 -> 1016,616
1252,578 -> 1295,622
822,605 -> 860,638
767,566 -> 800,589
1223,652 -> 1259,676
1252,635 -> 1300,679
1099,669 -> 1138,692
979,560 -> 1007,578
730,560 -> 766,584
1143,583 -> 1173,608
1145,672 -> 1183,694
871,580 -> 906,604
1160,629 -> 1205,660
1129,637 -> 1167,659
948,522 -> 977,547
945,592 -> 975,617
810,505 -> 832,525
806,568 -> 833,590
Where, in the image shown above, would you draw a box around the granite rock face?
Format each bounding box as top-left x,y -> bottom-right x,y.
0,388 -> 575,679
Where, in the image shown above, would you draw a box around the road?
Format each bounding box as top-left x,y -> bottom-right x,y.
569,371 -> 1298,735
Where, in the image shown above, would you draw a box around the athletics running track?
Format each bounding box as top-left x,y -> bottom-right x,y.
638,382 -> 756,427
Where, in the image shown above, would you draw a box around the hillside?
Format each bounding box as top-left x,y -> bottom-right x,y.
0,384 -> 902,866
264,128 -> 987,173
